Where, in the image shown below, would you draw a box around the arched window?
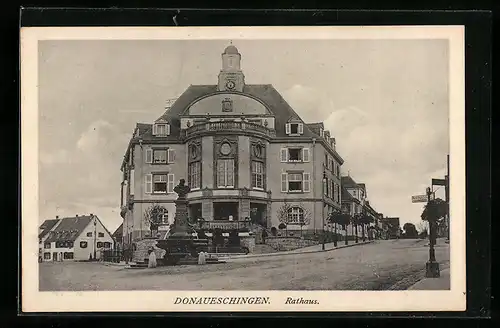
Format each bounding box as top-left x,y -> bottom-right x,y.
287,207 -> 305,224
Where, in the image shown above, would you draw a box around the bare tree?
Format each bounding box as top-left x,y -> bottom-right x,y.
297,202 -> 312,237
143,204 -> 167,236
276,201 -> 293,236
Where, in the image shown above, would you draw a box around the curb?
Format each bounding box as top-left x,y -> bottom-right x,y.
224,240 -> 375,260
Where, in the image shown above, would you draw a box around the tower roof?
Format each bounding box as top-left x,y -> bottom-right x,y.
224,45 -> 239,54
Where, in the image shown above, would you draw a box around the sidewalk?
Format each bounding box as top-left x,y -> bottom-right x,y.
407,268 -> 450,290
102,261 -> 129,267
224,240 -> 375,260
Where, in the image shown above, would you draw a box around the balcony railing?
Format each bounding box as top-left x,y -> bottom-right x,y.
197,220 -> 252,231
184,121 -> 276,138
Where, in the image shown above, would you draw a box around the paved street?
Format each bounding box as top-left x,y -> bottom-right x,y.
39,239 -> 450,291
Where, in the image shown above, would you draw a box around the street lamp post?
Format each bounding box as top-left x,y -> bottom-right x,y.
321,171 -> 327,251
93,217 -> 97,261
425,187 -> 440,278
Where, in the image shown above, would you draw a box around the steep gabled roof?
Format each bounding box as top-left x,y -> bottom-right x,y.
341,175 -> 358,188
112,223 -> 123,239
341,187 -> 361,204
38,219 -> 60,239
44,216 -> 93,243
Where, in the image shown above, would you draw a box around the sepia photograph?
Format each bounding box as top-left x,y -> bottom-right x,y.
21,26 -> 466,312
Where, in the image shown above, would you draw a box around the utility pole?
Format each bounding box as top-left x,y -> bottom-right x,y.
93,216 -> 97,260
445,155 -> 450,243
425,187 -> 440,278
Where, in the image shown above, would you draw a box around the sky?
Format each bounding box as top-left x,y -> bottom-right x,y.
38,39 -> 449,233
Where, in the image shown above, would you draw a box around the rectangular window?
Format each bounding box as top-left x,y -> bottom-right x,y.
153,123 -> 170,136
189,162 -> 201,189
98,232 -> 104,237
217,159 -> 234,188
323,178 -> 328,196
63,252 -> 74,260
282,172 -> 310,192
331,180 -> 335,199
288,173 -> 303,192
288,148 -> 301,162
153,149 -> 167,164
97,242 -> 103,248
44,242 -> 51,249
251,161 -> 264,189
44,252 -> 51,260
86,232 -> 92,237
286,123 -> 304,135
287,207 -> 305,224
153,174 -> 168,193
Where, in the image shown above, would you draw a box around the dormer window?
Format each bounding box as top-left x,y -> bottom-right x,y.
285,122 -> 304,136
153,122 -> 170,136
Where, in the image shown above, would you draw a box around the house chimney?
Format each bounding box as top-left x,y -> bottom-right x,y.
56,215 -> 59,219
90,213 -> 94,216
76,214 -> 79,217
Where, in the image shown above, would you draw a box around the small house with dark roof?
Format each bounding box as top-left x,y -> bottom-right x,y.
39,214 -> 114,261
119,44 -> 345,246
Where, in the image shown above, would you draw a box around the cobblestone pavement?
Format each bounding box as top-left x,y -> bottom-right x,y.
39,239 -> 450,291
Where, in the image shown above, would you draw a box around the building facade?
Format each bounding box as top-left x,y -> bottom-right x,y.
39,214 -> 114,261
120,45 -> 344,246
340,175 -> 382,239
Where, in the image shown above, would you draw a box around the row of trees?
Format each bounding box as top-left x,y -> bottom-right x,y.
327,210 -> 375,245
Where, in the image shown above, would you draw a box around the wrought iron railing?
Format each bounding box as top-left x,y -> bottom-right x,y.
197,220 -> 252,231
185,121 -> 276,138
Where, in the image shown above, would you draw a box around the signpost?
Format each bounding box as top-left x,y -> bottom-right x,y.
412,193 -> 435,203
412,195 -> 428,203
432,178 -> 446,186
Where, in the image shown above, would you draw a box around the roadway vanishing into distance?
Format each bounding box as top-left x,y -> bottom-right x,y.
39,238 -> 450,291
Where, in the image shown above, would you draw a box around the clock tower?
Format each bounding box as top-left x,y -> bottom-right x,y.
218,43 -> 245,92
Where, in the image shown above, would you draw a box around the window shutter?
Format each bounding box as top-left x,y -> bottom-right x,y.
145,149 -> 153,163
152,124 -> 157,136
165,124 -> 171,136
298,123 -> 304,134
167,174 -> 175,193
280,148 -> 288,162
167,148 -> 175,163
281,173 -> 288,192
302,148 -> 310,162
285,123 -> 291,135
145,174 -> 152,194
303,172 -> 311,192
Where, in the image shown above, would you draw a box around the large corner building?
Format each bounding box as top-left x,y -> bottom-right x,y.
120,44 -> 344,246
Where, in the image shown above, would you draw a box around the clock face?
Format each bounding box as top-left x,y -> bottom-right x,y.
220,143 -> 232,155
226,81 -> 235,90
